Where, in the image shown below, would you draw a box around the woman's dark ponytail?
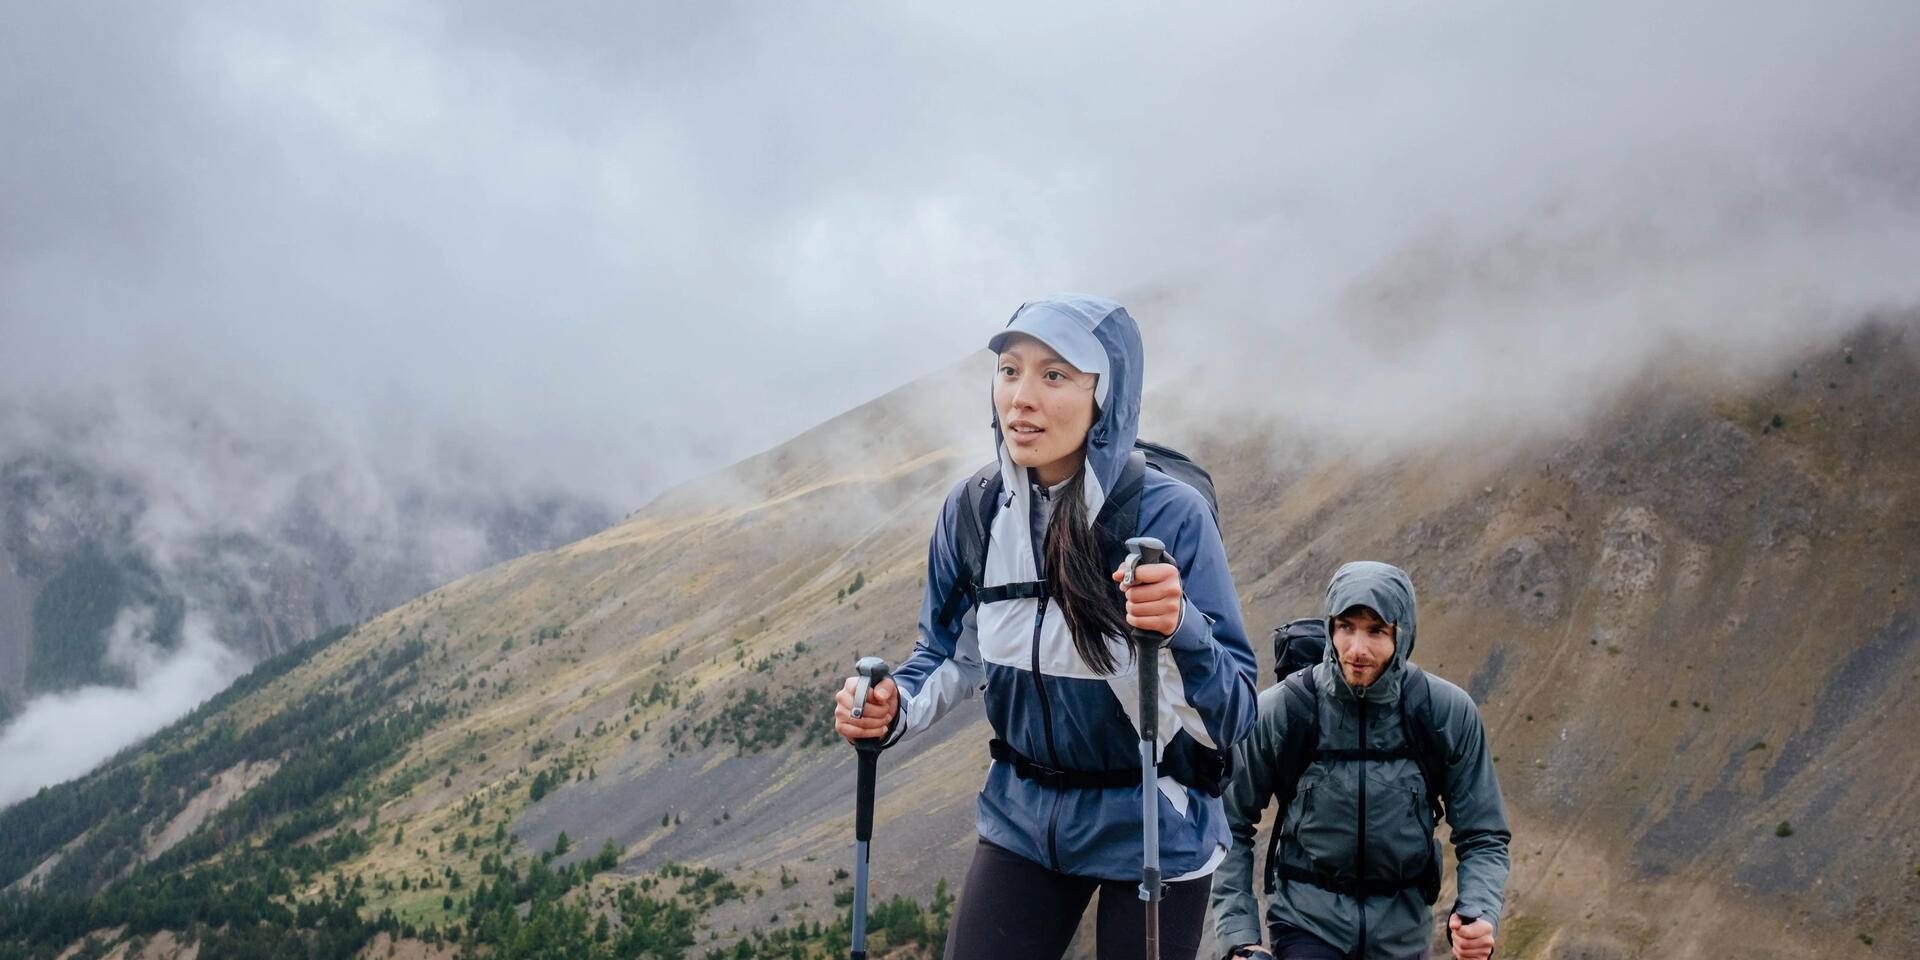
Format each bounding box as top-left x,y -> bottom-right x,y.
1044,467 -> 1132,675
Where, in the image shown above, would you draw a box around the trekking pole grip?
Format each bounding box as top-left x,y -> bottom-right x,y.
854,746 -> 879,841
850,656 -> 891,720
1123,537 -> 1170,643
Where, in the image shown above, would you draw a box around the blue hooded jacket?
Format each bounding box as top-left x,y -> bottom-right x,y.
886,295 -> 1258,881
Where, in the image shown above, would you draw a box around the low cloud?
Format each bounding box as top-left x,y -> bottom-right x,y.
5,3 -> 1910,506
0,613 -> 244,808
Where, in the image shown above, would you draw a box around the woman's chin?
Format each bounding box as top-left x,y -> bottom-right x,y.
1005,447 -> 1050,469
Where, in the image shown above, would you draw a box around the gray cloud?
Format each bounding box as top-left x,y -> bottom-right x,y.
0,612 -> 244,808
6,2 -> 1916,501
6,3 -> 1918,478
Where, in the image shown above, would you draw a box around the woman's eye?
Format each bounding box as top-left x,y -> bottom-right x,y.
999,366 -> 1017,377
1043,370 -> 1065,381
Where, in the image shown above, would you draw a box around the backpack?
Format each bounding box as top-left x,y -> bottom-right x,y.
934,440 -> 1232,795
1261,635 -> 1451,904
1271,617 -> 1326,683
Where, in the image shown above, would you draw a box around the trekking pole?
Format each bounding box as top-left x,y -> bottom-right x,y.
1122,536 -> 1169,960
848,656 -> 891,960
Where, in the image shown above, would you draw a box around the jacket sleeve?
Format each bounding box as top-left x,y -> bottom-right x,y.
1144,481 -> 1259,752
1212,684 -> 1289,948
881,480 -> 985,747
1435,683 -> 1512,932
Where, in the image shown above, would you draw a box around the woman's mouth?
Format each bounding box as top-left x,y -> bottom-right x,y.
1007,421 -> 1044,445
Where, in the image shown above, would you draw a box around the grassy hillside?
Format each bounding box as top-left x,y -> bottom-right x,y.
1,323 -> 1915,959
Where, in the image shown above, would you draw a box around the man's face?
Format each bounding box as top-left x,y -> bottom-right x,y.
1331,606 -> 1396,688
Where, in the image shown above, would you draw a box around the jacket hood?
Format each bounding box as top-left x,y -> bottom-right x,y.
1322,560 -> 1418,703
988,295 -> 1144,512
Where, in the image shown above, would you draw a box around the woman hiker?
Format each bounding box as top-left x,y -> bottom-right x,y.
831,294 -> 1258,960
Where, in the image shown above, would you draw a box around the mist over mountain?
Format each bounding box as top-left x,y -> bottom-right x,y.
6,1 -> 1918,500
0,384 -> 615,807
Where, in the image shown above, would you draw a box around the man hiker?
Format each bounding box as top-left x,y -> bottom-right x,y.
1210,561 -> 1510,960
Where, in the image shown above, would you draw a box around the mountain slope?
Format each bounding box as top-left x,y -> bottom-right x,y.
2,322 -> 1915,960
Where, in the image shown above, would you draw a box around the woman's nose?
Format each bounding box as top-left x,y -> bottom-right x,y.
1007,376 -> 1038,409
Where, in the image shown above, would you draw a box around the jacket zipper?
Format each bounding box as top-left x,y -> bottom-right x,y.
1031,596 -> 1064,872
1356,696 -> 1369,960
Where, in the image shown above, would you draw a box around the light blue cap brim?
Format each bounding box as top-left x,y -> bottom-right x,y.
987,305 -> 1111,408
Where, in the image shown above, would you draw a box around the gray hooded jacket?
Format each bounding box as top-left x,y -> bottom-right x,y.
1212,561 -> 1510,958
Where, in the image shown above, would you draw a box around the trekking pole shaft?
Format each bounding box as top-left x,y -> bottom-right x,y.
1138,657 -> 1161,901
851,745 -> 879,959
851,837 -> 871,960
1125,537 -> 1169,960
1144,897 -> 1161,958
848,656 -> 890,960
851,740 -> 882,960
1137,639 -> 1163,960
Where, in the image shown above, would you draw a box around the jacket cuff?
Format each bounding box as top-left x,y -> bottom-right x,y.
1215,923 -> 1263,952
1166,598 -> 1212,652
1450,899 -> 1500,936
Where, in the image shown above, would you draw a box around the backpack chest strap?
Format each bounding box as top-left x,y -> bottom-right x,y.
1309,745 -> 1421,763
973,580 -> 1048,604
1273,863 -> 1425,900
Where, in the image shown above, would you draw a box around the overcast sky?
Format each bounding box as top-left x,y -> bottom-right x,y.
4,0 -> 1919,506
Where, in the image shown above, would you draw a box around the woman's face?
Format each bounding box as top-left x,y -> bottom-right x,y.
993,334 -> 1099,486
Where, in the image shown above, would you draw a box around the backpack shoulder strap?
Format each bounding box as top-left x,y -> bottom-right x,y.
936,462 -> 1002,629
1092,449 -> 1149,572
1398,664 -> 1448,824
1263,666 -> 1322,894
1134,438 -> 1221,528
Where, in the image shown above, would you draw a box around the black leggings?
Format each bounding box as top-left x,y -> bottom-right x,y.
944,839 -> 1213,960
1270,922 -> 1433,960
